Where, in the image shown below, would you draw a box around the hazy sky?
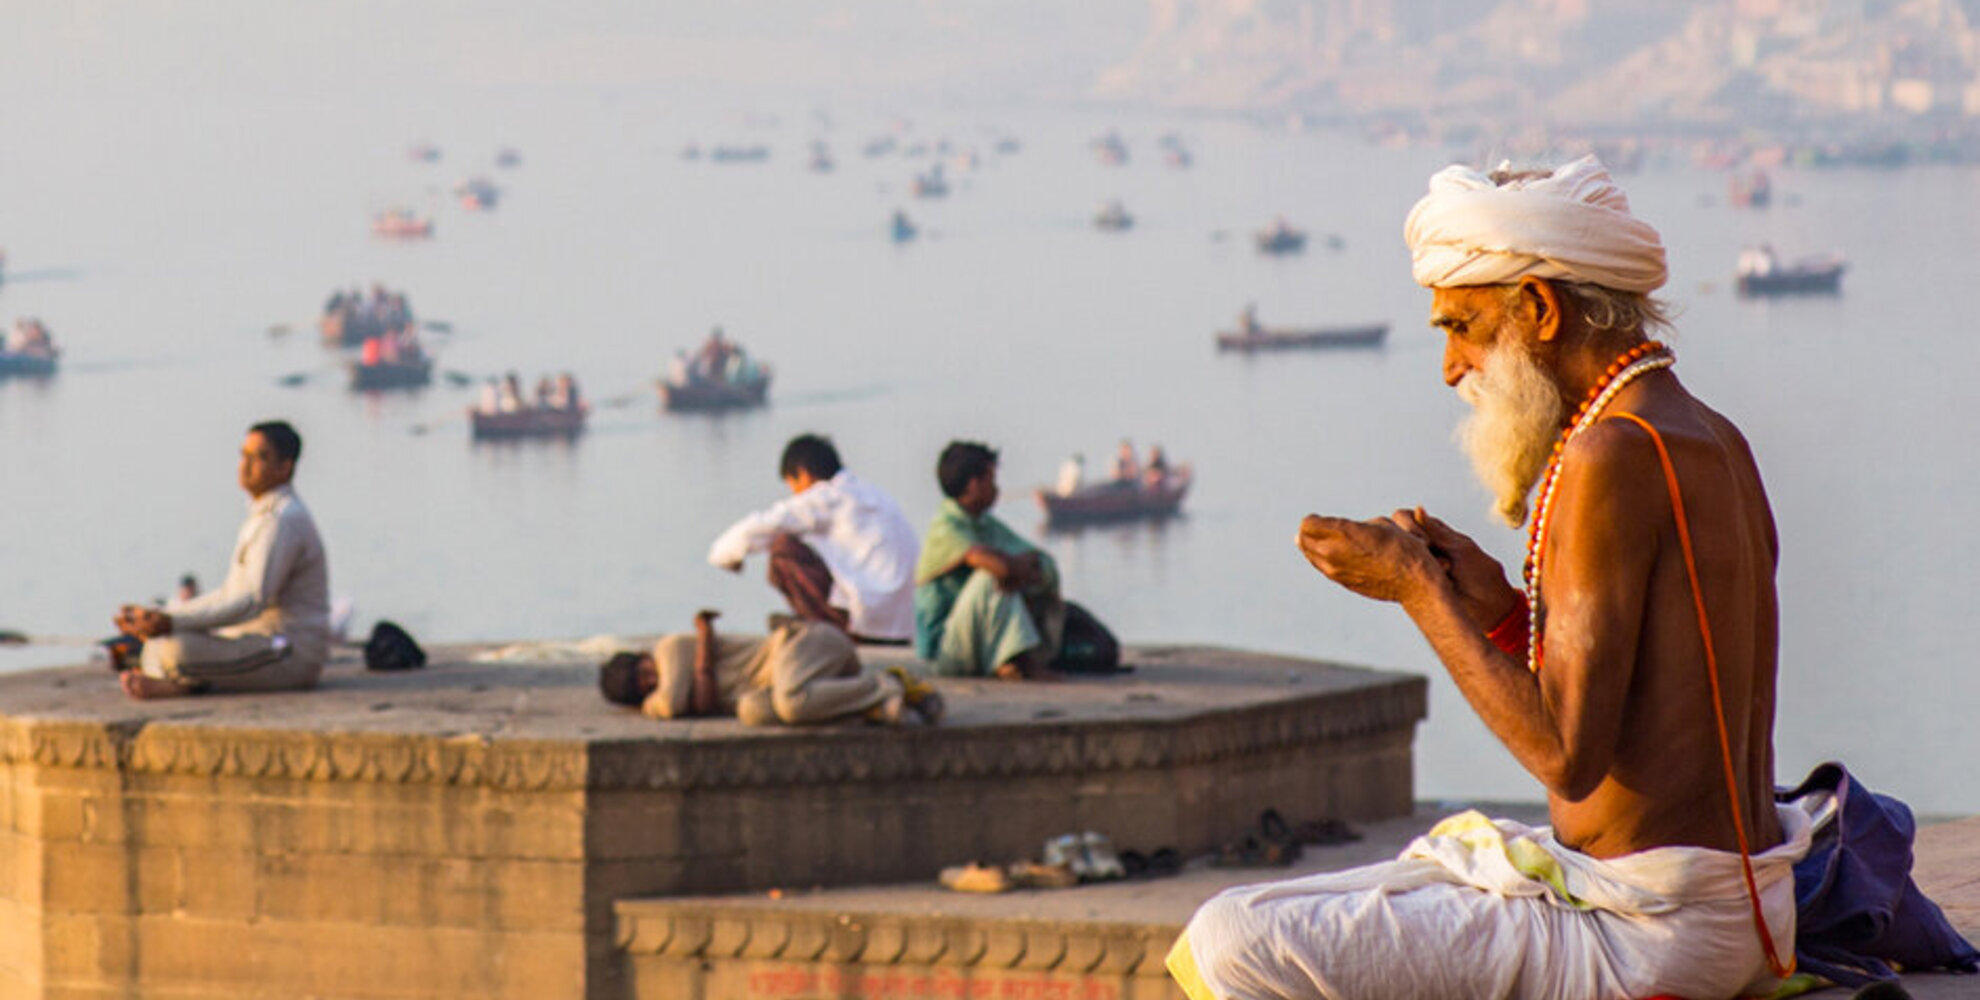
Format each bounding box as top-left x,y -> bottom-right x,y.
1,1 -> 1149,101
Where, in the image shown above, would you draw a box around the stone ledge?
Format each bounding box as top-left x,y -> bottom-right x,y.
0,646 -> 1425,794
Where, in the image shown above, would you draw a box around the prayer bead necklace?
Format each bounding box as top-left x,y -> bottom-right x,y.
1522,340 -> 1673,673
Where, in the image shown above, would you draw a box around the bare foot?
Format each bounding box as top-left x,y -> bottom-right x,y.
993,662 -> 1025,681
120,671 -> 189,701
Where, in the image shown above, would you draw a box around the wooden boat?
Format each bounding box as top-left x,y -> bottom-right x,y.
0,351 -> 57,377
710,145 -> 769,163
1093,201 -> 1134,231
911,165 -> 948,198
349,356 -> 433,391
660,370 -> 772,412
1255,222 -> 1307,255
372,210 -> 433,239
455,177 -> 500,211
320,310 -> 393,348
1729,169 -> 1772,208
1217,323 -> 1388,352
469,404 -> 588,440
1036,473 -> 1190,527
1737,248 -> 1845,296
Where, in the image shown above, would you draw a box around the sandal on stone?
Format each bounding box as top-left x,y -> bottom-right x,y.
1042,834 -> 1092,880
1291,816 -> 1362,846
1080,831 -> 1126,881
938,862 -> 1012,894
886,666 -> 946,724
1211,835 -> 1264,868
1258,809 -> 1304,865
1007,860 -> 1077,889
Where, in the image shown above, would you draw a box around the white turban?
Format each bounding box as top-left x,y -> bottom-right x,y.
1403,154 -> 1667,293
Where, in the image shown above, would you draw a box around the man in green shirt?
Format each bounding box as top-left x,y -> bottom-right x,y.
914,441 -> 1066,680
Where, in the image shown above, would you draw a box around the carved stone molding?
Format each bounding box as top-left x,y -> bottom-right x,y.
619,905 -> 1179,980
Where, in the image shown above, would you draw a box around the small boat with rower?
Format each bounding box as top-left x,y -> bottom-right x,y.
1736,246 -> 1845,296
1093,200 -> 1134,231
470,404 -> 587,440
372,208 -> 434,239
1037,467 -> 1191,527
660,328 -> 772,412
1255,217 -> 1307,255
455,177 -> 500,211
1215,306 -> 1386,352
0,318 -> 58,377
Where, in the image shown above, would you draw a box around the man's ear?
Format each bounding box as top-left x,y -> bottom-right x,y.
1518,276 -> 1564,344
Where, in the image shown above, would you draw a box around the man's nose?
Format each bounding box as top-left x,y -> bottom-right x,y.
1442,341 -> 1471,387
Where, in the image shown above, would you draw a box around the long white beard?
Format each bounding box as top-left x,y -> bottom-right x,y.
1455,340 -> 1567,528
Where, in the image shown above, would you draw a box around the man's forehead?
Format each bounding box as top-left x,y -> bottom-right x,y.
1427,286 -> 1500,326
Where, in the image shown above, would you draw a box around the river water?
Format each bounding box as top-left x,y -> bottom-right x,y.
1,87 -> 1974,813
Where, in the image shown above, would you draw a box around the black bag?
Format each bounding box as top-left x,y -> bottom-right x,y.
364,620 -> 427,672
1052,601 -> 1122,674
1780,762 -> 1980,987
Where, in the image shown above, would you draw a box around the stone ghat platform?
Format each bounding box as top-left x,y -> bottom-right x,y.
620,807 -> 1980,1000
0,644 -> 1424,999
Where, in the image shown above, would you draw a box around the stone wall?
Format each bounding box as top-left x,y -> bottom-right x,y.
0,648 -> 1425,999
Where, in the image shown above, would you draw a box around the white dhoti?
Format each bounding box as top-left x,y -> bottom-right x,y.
1170,804 -> 1814,1000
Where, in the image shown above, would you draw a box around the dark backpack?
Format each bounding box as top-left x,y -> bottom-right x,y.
364,620 -> 427,672
1780,762 -> 1980,987
1052,601 -> 1122,674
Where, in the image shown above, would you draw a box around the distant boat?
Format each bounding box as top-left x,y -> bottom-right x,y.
0,318 -> 58,377
1217,309 -> 1387,352
710,145 -> 770,164
408,142 -> 441,163
890,210 -> 917,244
470,404 -> 587,440
349,356 -> 432,392
1729,169 -> 1772,209
494,147 -> 522,169
808,142 -> 834,173
994,137 -> 1021,156
372,209 -> 433,239
455,177 -> 500,211
1736,247 -> 1845,296
661,334 -> 772,412
1255,219 -> 1307,255
863,136 -> 898,158
660,371 -> 771,412
1093,200 -> 1134,231
911,164 -> 948,198
0,351 -> 57,377
1158,133 -> 1193,168
1037,472 -> 1191,527
1092,131 -> 1128,166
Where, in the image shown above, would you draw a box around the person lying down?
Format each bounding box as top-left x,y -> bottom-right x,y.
598,610 -> 943,727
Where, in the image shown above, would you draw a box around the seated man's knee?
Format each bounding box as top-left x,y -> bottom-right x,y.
736,690 -> 778,726
138,637 -> 184,680
771,686 -> 810,724
767,531 -> 808,560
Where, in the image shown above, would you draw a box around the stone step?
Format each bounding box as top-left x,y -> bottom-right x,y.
619,809 -> 1980,1000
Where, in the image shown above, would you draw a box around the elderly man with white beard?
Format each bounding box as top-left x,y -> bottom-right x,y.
1168,156 -> 1813,1000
